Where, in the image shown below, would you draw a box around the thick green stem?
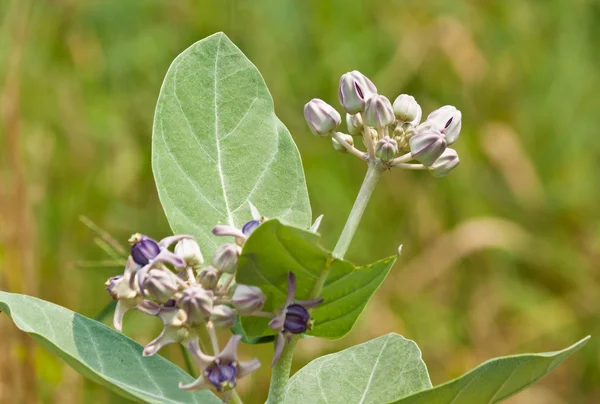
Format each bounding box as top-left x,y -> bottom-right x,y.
266,337 -> 298,404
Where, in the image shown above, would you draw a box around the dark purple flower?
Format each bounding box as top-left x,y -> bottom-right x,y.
130,234 -> 161,266
241,219 -> 261,236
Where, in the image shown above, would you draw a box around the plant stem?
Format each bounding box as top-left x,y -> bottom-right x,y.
332,161 -> 383,259
266,337 -> 298,404
230,390 -> 244,404
179,344 -> 198,378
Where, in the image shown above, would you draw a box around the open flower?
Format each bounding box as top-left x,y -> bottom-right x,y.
142,305 -> 195,356
268,272 -> 323,366
128,233 -> 191,269
180,335 -> 260,398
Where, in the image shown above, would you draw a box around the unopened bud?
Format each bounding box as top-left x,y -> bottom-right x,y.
231,285 -> 266,315
174,238 -> 204,268
363,95 -> 395,128
197,266 -> 220,289
210,305 -> 236,328
179,285 -> 213,325
338,71 -> 377,114
304,99 -> 341,136
426,105 -> 462,145
428,148 -> 460,178
331,133 -> 354,152
375,137 -> 399,161
409,129 -> 447,166
129,233 -> 160,266
393,94 -> 421,125
142,269 -> 179,303
242,220 -> 261,237
346,113 -> 363,136
212,244 -> 239,274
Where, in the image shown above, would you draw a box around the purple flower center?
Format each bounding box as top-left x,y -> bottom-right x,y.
131,236 -> 160,266
283,304 -> 311,334
206,361 -> 237,392
242,220 -> 261,237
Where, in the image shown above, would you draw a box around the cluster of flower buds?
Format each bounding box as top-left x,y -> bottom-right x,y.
104,204 -> 324,401
303,71 -> 463,177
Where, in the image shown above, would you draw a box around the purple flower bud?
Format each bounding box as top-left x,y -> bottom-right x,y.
393,94 -> 422,125
283,304 -> 311,334
428,148 -> 460,178
231,285 -> 266,315
212,244 -> 239,274
375,137 -> 399,161
409,129 -> 447,166
304,98 -> 341,136
210,305 -> 236,328
142,269 -> 179,303
331,133 -> 354,152
179,285 -> 213,324
174,238 -> 204,267
426,105 -> 462,145
241,219 -> 261,237
129,233 -> 160,266
346,113 -> 363,136
197,266 -> 220,290
363,95 -> 395,128
338,71 -> 377,114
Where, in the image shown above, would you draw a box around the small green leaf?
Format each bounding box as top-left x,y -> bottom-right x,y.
392,337 -> 589,404
237,219 -> 397,339
152,32 -> 311,259
0,292 -> 220,404
285,333 -> 432,404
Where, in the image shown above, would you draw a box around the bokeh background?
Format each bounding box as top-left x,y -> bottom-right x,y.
1,0 -> 599,403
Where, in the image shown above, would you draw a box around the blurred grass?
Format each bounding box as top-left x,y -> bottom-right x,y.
1,0 -> 599,403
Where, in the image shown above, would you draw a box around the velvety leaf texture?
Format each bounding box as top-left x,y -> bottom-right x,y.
0,292 -> 220,404
392,337 -> 589,404
285,333 -> 432,404
152,32 -> 311,258
237,219 -> 398,339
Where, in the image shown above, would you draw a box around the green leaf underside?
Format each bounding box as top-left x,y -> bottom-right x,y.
152,32 -> 311,259
0,292 -> 220,404
391,336 -> 589,404
285,333 -> 432,404
237,219 -> 397,339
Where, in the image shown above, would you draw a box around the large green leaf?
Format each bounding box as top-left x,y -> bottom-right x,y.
152,32 -> 311,259
0,292 -> 220,404
392,336 -> 589,404
237,219 -> 398,339
285,333 -> 432,404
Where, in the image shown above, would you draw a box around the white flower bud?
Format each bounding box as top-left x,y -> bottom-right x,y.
409,129 -> 447,166
179,285 -> 213,325
346,113 -> 363,136
426,105 -> 462,145
210,305 -> 236,328
231,285 -> 266,315
338,71 -> 377,114
393,94 -> 422,125
212,243 -> 239,274
142,269 -> 179,303
428,148 -> 460,178
197,266 -> 220,289
363,95 -> 395,128
331,133 -> 354,152
174,238 -> 203,268
304,99 -> 341,136
375,137 -> 399,161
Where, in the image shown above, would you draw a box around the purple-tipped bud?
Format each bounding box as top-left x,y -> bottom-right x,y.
393,94 -> 422,125
283,304 -> 311,334
241,220 -> 261,237
231,285 -> 266,315
338,71 -> 377,114
142,269 -> 179,303
210,305 -> 236,328
375,137 -> 399,161
129,233 -> 160,266
331,133 -> 354,152
304,99 -> 341,136
428,148 -> 460,178
426,105 -> 462,145
197,266 -> 220,290
179,285 -> 213,324
212,244 -> 239,274
174,238 -> 203,268
363,95 -> 395,128
409,129 -> 447,166
346,113 -> 363,135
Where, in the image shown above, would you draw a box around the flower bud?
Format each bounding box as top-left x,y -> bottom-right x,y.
212,243 -> 239,274
304,99 -> 341,136
174,238 -> 203,268
242,220 -> 261,237
363,95 -> 395,128
428,148 -> 460,178
338,71 -> 377,114
331,133 -> 354,152
210,305 -> 236,328
409,129 -> 447,166
375,137 -> 399,161
129,233 -> 160,266
393,94 -> 421,125
197,266 -> 220,289
179,285 -> 213,325
346,113 -> 363,136
231,285 -> 266,315
142,269 -> 179,303
426,105 -> 462,145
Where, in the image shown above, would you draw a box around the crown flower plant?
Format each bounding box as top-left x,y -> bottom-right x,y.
0,32 -> 589,404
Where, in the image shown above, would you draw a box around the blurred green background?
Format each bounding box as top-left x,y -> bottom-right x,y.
1,0 -> 599,403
